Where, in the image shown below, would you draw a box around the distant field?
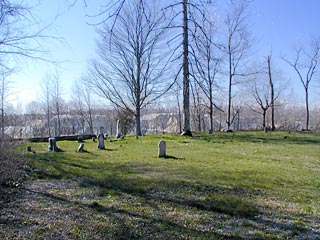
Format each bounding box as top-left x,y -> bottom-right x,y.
2,131 -> 320,239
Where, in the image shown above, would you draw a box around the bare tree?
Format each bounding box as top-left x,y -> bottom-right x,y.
218,2 -> 252,131
248,76 -> 271,129
0,0 -> 55,69
165,0 -> 215,136
246,57 -> 284,130
190,13 -> 221,133
40,76 -> 52,137
283,37 -> 320,130
267,55 -> 275,131
40,73 -> 65,137
89,0 -> 173,138
72,76 -> 94,135
72,0 -> 215,137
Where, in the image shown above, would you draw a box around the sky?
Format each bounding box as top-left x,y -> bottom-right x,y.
9,0 -> 320,109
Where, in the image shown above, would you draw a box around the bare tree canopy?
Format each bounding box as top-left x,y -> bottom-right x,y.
0,0 -> 56,69
89,0 -> 173,137
283,37 -> 320,130
217,1 -> 253,131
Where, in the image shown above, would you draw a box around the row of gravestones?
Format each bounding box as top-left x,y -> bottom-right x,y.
48,137 -> 167,158
48,119 -> 124,152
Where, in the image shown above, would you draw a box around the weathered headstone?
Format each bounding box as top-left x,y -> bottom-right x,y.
97,134 -> 105,150
116,120 -> 122,139
158,140 -> 166,158
48,137 -> 59,152
77,143 -> 85,152
92,136 -> 96,142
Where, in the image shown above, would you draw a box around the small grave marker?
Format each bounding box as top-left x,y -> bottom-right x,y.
77,143 -> 85,152
97,134 -> 105,150
158,140 -> 166,158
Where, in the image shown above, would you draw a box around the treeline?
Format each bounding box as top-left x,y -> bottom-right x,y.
2,102 -> 320,139
0,0 -> 319,139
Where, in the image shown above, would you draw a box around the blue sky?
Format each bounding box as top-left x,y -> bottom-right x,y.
11,0 -> 320,108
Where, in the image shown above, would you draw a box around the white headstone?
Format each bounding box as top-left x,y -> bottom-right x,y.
48,137 -> 59,152
158,140 -> 166,158
97,134 -> 105,149
77,143 -> 85,152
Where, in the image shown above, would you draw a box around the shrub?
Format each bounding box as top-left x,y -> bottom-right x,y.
0,141 -> 27,187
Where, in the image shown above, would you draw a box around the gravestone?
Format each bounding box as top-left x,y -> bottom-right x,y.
97,134 -> 105,150
26,146 -> 32,152
116,120 -> 122,139
77,136 -> 84,142
77,143 -> 85,152
92,136 -> 96,142
158,140 -> 166,158
48,137 -> 59,152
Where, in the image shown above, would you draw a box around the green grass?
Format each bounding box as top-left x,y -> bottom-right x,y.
12,131 -> 320,239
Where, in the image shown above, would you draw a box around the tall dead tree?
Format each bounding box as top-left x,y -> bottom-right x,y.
217,2 -> 252,131
181,0 -> 191,136
267,55 -> 275,131
283,38 -> 320,130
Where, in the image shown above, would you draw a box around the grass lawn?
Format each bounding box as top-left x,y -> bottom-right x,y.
1,131 -> 320,239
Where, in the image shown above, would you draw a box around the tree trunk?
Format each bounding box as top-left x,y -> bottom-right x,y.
305,88 -> 309,130
262,110 -> 266,130
267,56 -> 275,131
135,107 -> 142,138
227,74 -> 232,131
47,107 -> 51,137
88,108 -> 94,135
227,35 -> 232,131
209,79 -> 213,133
1,86 -> 4,139
209,103 -> 213,133
177,89 -> 182,134
181,0 -> 191,136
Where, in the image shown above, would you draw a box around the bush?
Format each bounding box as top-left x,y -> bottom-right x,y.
0,141 -> 27,187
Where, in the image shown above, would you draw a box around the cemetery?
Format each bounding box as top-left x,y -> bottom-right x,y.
1,131 -> 319,239
0,0 -> 319,239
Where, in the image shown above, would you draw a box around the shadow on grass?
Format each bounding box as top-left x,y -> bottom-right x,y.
19,175 -> 319,239
21,183 -> 243,240
194,131 -> 320,145
163,155 -> 183,160
25,149 -> 319,239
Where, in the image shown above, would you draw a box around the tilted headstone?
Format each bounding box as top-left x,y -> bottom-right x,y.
116,120 -> 123,139
158,140 -> 166,158
97,133 -> 105,150
48,137 -> 59,152
77,143 -> 85,152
